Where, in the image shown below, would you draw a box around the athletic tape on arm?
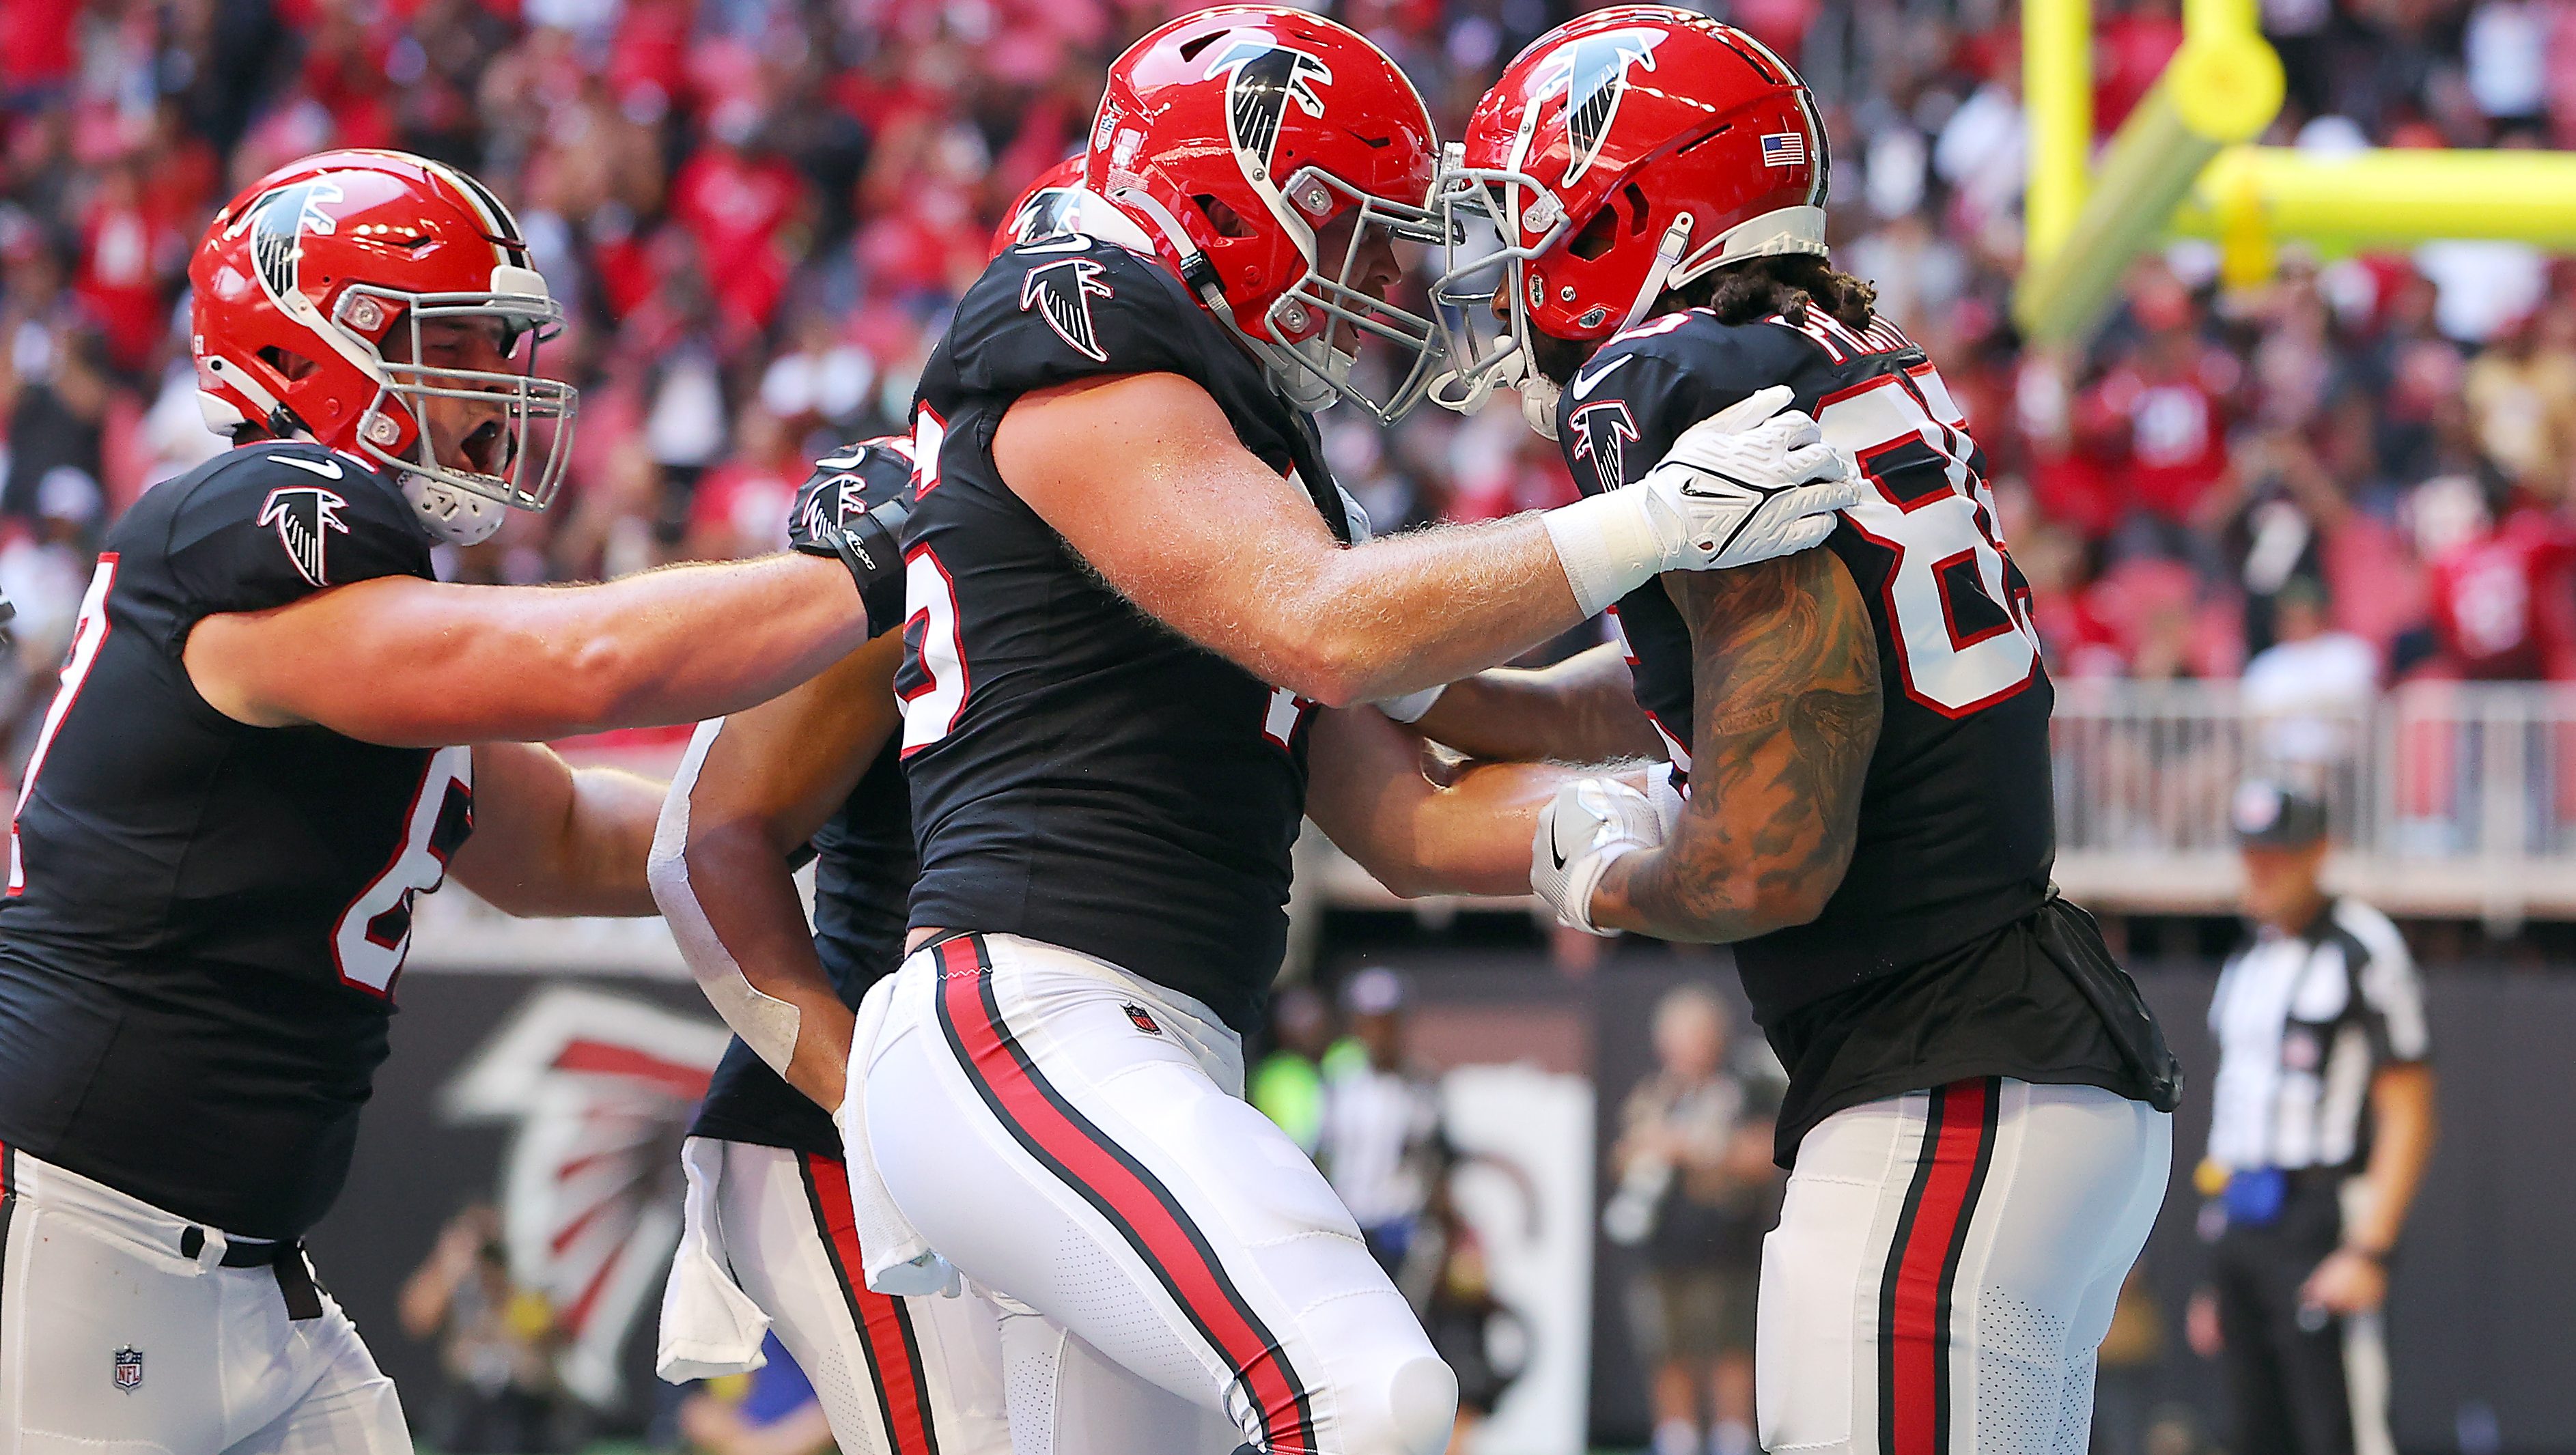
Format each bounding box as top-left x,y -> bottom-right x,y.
648,718 -> 804,1074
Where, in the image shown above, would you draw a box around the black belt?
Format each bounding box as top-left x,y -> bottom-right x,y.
177,1226 -> 324,1320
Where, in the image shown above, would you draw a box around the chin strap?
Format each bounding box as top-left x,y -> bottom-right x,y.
1619,214 -> 1696,334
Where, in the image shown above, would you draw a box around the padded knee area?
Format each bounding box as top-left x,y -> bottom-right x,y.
1378,1353 -> 1459,1455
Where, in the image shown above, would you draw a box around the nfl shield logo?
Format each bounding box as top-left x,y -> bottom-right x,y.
1123,1002 -> 1162,1036
113,1346 -> 143,1392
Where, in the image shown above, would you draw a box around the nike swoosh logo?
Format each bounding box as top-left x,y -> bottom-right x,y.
1550,829 -> 1570,871
1018,234 -> 1092,254
1569,353 -> 1632,401
270,455 -> 343,480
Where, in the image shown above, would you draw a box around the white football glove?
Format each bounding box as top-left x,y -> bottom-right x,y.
1532,776 -> 1666,936
1542,384 -> 1864,616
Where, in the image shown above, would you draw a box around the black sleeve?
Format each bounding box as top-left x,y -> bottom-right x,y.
159,448 -> 433,651
948,239 -> 1227,401
1557,315 -> 1817,497
788,440 -> 915,638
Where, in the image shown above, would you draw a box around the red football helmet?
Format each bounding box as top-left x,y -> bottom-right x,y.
1085,5 -> 1446,423
991,157 -> 1089,259
1431,8 -> 1828,435
189,150 -> 575,543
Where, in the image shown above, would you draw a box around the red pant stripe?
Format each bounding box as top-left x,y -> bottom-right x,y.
933,935 -> 1313,1454
1879,1078 -> 2002,1455
801,1152 -> 940,1455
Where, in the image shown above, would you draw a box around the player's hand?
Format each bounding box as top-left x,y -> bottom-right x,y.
2300,1247 -> 2390,1316
1532,775 -> 1664,935
1637,384 -> 1862,571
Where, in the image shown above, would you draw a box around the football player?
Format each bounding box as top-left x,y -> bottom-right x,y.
0,150 -> 884,1453
1429,12 -> 2185,1452
837,10 -> 1860,1455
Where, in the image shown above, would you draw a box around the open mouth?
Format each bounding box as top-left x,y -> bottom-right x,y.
458,419 -> 507,478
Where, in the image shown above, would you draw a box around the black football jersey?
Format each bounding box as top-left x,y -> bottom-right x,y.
1562,307 -> 2157,1156
691,441 -> 917,1157
0,441 -> 463,1237
897,237 -> 1353,1036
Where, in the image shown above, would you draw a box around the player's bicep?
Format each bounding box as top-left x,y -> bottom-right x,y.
680,632 -> 904,856
1665,549 -> 1881,921
450,742 -> 664,918
992,371 -> 1341,666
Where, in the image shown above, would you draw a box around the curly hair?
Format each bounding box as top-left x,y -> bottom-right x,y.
1672,253 -> 1877,333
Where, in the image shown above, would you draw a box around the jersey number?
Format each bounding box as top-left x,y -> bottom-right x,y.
901,547 -> 968,755
8,555 -> 120,896
1819,370 -> 2039,716
333,745 -> 473,997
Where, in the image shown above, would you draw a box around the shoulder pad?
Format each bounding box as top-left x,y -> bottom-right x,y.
944,238 -> 1220,399
163,443 -> 430,611
790,436 -> 916,557
1557,311 -> 1820,495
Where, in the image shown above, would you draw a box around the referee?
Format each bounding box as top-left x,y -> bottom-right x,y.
2187,782 -> 2438,1455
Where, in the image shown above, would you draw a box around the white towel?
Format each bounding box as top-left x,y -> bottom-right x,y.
837,968 -> 959,1297
654,1138 -> 772,1381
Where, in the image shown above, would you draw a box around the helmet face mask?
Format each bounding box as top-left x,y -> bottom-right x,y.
1251,165 -> 1449,422
344,280 -> 576,520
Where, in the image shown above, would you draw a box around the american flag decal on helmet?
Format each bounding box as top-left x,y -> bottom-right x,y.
1761,132 -> 1808,167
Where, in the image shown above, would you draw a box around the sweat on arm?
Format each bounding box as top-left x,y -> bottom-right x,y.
1588,549 -> 1880,942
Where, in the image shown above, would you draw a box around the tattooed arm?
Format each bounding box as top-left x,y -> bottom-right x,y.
1586,549 -> 1880,942
1408,643 -> 1666,765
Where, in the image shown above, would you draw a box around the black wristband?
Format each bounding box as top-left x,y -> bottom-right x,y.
821,494 -> 910,638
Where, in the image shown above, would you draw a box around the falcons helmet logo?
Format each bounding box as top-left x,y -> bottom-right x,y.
256,483 -> 350,588
1022,255 -> 1117,363
231,179 -> 346,304
1569,400 -> 1641,494
1009,184 -> 1084,248
1533,28 -> 1668,188
1205,38 -> 1333,186
442,987 -> 728,1407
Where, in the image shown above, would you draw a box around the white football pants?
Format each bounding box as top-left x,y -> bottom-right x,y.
861,933 -> 1457,1455
699,1138 -> 1011,1455
1756,1077 -> 2172,1455
0,1144 -> 407,1455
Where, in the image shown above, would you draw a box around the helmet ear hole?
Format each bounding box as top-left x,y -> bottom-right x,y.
1567,206 -> 1619,262
258,345 -> 319,382
1623,183 -> 1653,236
1194,194 -> 1258,240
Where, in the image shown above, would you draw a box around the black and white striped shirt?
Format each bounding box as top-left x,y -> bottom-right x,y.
2207,899 -> 2430,1174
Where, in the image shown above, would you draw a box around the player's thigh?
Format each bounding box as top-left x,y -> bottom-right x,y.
2,1193 -> 234,1454
866,942 -> 1454,1455
218,1292 -> 410,1455
1754,1096 -> 1901,1454
712,1138 -> 1008,1455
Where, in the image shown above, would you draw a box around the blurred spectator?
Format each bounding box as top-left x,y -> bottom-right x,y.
398,1204 -> 570,1455
2423,479 -> 2576,679
1251,981 -> 1337,1157
1317,967 -> 1442,1275
677,1333 -> 834,1455
2241,576 -> 2379,772
1606,986 -> 1781,1455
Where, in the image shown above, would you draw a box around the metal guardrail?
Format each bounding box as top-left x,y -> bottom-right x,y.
2049,679 -> 2576,923
406,680 -> 2576,975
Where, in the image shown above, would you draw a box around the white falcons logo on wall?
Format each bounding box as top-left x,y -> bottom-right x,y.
1535,28 -> 1668,188
441,988 -> 729,1408
1022,256 -> 1117,363
1205,38 -> 1333,184
257,485 -> 350,588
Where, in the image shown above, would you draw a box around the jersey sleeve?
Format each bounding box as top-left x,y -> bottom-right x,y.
157,449 -> 434,652
787,438 -> 916,638
946,240 -> 1227,402
2341,903 -> 2431,1064
1556,314 -> 1818,498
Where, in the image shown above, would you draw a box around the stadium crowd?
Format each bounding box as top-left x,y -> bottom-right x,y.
3,0 -> 2576,761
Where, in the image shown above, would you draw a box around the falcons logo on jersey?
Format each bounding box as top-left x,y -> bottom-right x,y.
256,484 -> 351,588
1569,400 -> 1640,494
441,987 -> 727,1407
1534,27 -> 1667,188
1205,38 -> 1333,184
1022,256 -> 1117,363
